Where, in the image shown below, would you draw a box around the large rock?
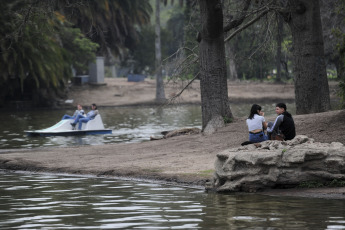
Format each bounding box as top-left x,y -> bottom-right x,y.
209,135 -> 345,192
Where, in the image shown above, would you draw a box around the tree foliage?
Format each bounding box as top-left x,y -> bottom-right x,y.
132,6 -> 184,74
59,0 -> 152,57
57,21 -> 99,74
0,0 -> 152,107
0,1 -> 75,106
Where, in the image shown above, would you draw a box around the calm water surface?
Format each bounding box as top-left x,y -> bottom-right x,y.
0,103 -> 295,149
1,171 -> 345,230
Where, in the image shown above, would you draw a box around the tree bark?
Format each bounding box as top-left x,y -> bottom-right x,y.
198,0 -> 233,133
287,0 -> 330,114
225,42 -> 238,81
155,0 -> 166,103
276,14 -> 283,82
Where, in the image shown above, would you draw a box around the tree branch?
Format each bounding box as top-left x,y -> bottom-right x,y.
224,7 -> 270,43
165,72 -> 199,105
223,0 -> 252,32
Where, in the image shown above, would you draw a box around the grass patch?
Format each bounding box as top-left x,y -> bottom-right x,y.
142,168 -> 162,173
198,169 -> 215,176
223,116 -> 233,124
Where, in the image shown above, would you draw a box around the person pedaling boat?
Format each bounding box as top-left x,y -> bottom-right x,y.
71,103 -> 99,130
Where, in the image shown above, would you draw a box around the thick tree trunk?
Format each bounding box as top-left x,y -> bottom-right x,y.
155,0 -> 166,103
287,0 -> 330,114
199,0 -> 233,133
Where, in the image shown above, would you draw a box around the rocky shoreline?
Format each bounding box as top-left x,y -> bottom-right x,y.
209,135 -> 345,194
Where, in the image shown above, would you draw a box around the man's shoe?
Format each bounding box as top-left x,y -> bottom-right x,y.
70,123 -> 76,127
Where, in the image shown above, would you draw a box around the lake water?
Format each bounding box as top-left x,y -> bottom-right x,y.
6,103 -> 344,229
1,171 -> 345,230
0,103 -> 295,149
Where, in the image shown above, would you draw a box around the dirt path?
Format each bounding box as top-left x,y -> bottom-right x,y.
1,78 -> 344,199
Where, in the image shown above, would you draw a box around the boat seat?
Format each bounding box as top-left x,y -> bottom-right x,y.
82,114 -> 105,130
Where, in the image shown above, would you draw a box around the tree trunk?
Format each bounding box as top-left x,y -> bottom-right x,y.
225,42 -> 238,81
199,0 -> 233,133
276,14 -> 283,82
287,0 -> 330,114
336,57 -> 345,82
155,0 -> 166,103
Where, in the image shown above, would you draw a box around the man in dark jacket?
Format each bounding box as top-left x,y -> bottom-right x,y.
267,103 -> 296,140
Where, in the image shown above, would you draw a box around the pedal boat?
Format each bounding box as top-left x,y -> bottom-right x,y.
25,115 -> 112,137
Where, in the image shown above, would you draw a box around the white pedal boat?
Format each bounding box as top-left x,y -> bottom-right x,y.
25,115 -> 112,137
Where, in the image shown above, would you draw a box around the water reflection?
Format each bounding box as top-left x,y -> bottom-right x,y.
0,103 -> 295,149
0,171 -> 344,229
199,193 -> 345,229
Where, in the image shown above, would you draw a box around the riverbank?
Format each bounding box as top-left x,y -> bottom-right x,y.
1,78 -> 344,199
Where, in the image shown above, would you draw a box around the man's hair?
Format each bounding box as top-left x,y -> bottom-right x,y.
276,102 -> 287,111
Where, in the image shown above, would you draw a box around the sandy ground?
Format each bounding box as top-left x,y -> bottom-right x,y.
1,78 -> 345,199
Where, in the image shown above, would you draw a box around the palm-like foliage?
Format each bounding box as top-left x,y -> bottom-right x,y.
0,0 -> 98,105
0,0 -> 152,106
0,1 -> 69,97
59,0 -> 152,56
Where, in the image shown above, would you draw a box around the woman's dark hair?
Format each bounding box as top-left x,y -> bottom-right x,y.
92,103 -> 97,109
248,104 -> 262,119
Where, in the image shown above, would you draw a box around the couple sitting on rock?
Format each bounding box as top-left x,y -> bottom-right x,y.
245,103 -> 296,144
62,103 -> 99,130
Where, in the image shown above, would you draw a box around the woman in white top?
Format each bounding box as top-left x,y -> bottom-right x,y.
246,104 -> 268,143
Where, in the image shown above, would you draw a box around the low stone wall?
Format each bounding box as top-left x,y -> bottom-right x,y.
209,135 -> 345,192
